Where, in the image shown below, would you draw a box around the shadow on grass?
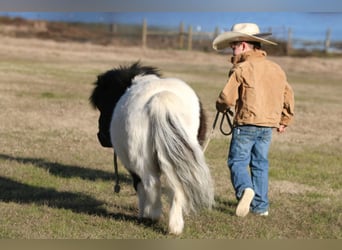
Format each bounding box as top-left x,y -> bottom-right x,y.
0,152 -> 168,234
0,175 -> 167,234
0,153 -> 131,183
214,196 -> 236,216
0,175 -> 107,214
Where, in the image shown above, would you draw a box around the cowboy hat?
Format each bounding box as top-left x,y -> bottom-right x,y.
212,23 -> 277,50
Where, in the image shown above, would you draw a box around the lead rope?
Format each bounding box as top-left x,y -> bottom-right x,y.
203,110 -> 234,153
113,151 -> 121,193
219,109 -> 234,136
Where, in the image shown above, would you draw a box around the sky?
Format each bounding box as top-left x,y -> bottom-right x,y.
1,0 -> 342,12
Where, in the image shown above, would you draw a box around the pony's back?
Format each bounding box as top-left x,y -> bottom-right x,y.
110,75 -> 202,167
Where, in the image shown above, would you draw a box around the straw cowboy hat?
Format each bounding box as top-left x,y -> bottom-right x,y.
212,23 -> 277,50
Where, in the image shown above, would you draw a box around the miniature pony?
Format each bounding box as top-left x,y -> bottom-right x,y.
90,62 -> 214,234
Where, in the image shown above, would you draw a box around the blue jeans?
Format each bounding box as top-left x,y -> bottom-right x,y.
228,125 -> 272,213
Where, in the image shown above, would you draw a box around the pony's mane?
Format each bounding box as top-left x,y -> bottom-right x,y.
90,62 -> 161,109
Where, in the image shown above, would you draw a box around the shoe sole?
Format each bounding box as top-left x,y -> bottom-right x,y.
236,188 -> 255,217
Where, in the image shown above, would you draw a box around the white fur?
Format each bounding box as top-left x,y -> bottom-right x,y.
110,74 -> 214,235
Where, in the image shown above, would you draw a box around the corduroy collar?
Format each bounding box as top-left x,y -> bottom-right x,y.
231,49 -> 267,65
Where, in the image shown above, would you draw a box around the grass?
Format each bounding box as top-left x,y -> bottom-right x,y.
269,147 -> 341,189
0,36 -> 341,239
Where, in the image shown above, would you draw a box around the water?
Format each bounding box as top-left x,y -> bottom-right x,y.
1,12 -> 342,42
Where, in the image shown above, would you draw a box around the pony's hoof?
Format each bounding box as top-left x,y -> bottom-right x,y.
169,228 -> 183,235
169,220 -> 184,235
114,184 -> 121,193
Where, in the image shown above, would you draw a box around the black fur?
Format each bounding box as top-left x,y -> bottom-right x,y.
89,62 -> 161,147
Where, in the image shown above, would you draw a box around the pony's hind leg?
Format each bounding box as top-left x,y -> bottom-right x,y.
138,176 -> 162,221
136,182 -> 147,219
168,185 -> 186,235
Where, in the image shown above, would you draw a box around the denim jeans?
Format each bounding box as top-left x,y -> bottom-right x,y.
228,125 -> 272,213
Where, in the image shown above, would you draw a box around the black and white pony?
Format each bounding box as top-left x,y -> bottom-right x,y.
90,62 -> 214,235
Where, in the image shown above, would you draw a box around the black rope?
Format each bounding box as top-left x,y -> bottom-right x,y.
113,151 -> 121,193
213,110 -> 234,136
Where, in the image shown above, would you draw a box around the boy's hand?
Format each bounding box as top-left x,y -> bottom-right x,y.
277,124 -> 287,133
216,101 -> 228,113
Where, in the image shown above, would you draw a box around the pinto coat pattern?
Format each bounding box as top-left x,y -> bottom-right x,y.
90,62 -> 214,235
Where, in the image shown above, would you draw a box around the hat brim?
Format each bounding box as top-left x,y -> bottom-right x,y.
212,31 -> 277,50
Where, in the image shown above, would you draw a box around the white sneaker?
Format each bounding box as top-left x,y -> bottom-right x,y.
252,210 -> 269,216
236,188 -> 255,217
258,211 -> 269,216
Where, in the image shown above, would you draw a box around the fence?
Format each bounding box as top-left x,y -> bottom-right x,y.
1,16 -> 341,56
110,19 -> 218,52
112,19 -> 341,55
141,19 -> 215,51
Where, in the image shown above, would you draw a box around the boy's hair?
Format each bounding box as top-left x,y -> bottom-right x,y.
247,41 -> 262,49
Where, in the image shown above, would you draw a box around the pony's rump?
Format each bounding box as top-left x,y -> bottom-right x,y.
147,91 -> 214,212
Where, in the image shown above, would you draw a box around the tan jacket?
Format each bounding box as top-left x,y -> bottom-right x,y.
216,49 -> 294,128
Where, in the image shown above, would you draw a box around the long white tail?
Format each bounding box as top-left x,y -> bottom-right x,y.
147,91 -> 214,213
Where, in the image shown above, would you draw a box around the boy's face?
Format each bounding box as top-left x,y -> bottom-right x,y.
230,41 -> 250,56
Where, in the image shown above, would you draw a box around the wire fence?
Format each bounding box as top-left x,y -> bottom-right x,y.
1,16 -> 341,56
117,20 -> 342,55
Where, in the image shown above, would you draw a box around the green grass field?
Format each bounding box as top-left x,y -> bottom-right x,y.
0,36 -> 341,239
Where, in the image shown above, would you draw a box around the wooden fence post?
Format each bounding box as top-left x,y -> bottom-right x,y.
187,25 -> 192,51
325,28 -> 331,54
109,23 -> 117,33
286,28 -> 292,55
213,26 -> 219,39
179,22 -> 184,49
142,18 -> 147,48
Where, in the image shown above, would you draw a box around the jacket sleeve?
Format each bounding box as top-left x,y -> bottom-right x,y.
280,81 -> 295,126
216,68 -> 241,112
